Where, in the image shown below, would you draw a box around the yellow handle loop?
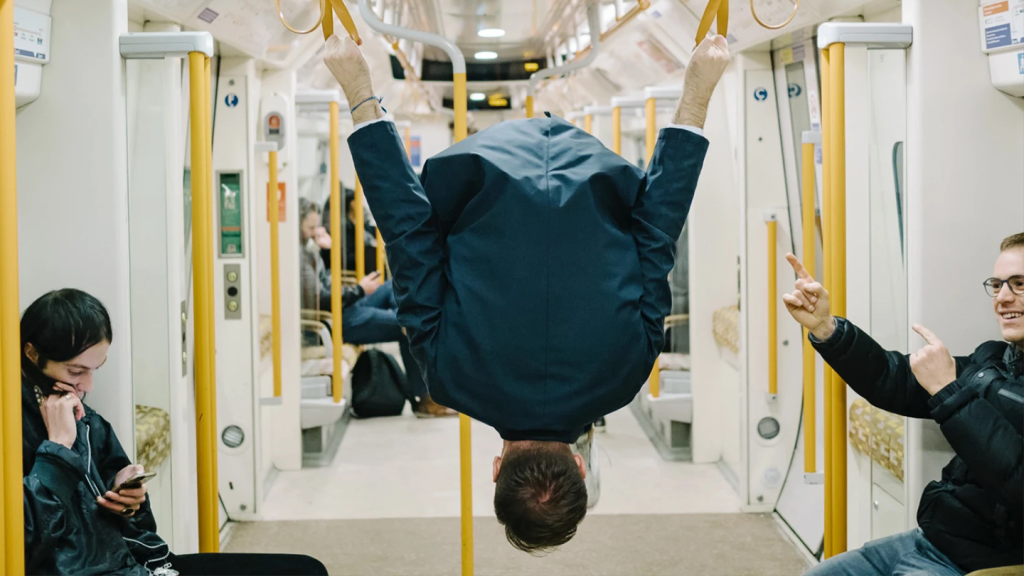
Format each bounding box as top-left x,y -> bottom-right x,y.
276,0 -> 325,35
274,0 -> 361,44
695,0 -> 729,47
750,0 -> 799,30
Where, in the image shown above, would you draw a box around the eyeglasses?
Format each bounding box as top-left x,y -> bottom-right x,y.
983,275 -> 1024,297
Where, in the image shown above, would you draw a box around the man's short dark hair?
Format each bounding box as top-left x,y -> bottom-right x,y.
1000,232 -> 1024,252
21,289 -> 112,368
493,446 -> 588,554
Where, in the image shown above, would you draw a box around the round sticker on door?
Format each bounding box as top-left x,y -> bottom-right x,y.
753,87 -> 769,101
788,83 -> 802,98
224,93 -> 239,107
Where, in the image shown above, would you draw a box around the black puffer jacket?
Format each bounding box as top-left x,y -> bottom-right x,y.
22,377 -> 171,575
812,318 -> 1023,572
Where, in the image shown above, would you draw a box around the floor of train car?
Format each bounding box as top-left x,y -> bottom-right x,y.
224,406 -> 810,575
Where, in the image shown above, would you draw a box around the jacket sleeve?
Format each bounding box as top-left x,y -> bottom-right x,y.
631,128 -> 709,360
23,441 -> 87,568
810,317 -> 934,418
928,369 -> 1023,508
347,121 -> 446,357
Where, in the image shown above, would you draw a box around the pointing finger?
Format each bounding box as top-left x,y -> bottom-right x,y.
786,253 -> 813,281
912,324 -> 942,347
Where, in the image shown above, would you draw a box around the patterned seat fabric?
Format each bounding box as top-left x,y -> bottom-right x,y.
135,405 -> 171,472
713,305 -> 740,355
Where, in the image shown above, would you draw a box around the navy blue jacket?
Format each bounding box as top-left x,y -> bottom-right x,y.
349,115 -> 708,442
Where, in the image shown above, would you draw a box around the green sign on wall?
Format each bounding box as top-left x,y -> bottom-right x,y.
219,172 -> 243,257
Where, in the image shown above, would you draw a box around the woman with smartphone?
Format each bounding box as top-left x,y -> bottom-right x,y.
20,288 -> 328,576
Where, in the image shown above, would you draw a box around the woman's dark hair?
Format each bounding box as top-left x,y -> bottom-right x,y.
20,289 -> 112,370
493,446 -> 588,554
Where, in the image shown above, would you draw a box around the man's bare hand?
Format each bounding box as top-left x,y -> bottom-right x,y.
675,34 -> 730,128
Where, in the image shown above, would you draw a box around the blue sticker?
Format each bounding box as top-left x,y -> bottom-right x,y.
224,93 -> 239,107
986,23 -> 1012,49
788,83 -> 802,98
1019,53 -> 1024,75
753,87 -> 768,101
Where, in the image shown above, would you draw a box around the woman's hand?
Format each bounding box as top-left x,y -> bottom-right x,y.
53,382 -> 85,420
98,464 -> 148,518
782,253 -> 836,341
40,392 -> 81,449
359,271 -> 382,296
313,226 -> 332,250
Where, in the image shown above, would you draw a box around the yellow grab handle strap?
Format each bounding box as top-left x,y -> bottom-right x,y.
321,0 -> 333,39
695,0 -> 729,46
324,0 -> 362,44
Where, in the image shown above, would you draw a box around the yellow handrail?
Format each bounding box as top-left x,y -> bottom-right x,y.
584,113 -> 593,134
827,41 -> 848,555
526,95 -> 535,119
203,59 -> 221,550
612,106 -> 622,155
329,102 -> 344,403
801,138 -> 817,474
820,46 -> 833,559
644,97 -> 656,165
453,68 -> 473,576
269,149 -> 282,398
1,0 -> 25,571
189,51 -> 218,554
354,177 -> 365,280
766,215 -> 778,398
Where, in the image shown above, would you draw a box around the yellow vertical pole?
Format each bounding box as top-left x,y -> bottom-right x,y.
612,106 -> 622,155
354,177 -> 365,280
644,95 -> 660,397
526,95 -> 535,119
453,70 -> 473,576
767,217 -> 778,398
203,57 -> 220,551
644,97 -> 656,165
329,102 -> 344,403
820,47 -> 834,559
801,141 -> 817,474
1,0 -> 25,571
829,42 -> 847,555
269,150 -> 282,399
584,113 -> 593,134
188,51 -> 217,554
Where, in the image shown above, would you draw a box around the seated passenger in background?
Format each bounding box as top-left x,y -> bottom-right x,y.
323,34 -> 729,552
785,232 -> 1024,576
300,197 -> 454,417
20,289 -> 329,576
321,187 -> 380,276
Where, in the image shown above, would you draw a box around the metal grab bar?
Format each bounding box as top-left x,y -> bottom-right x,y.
643,87 -> 681,165
526,1 -> 602,118
1,0 -> 24,570
820,44 -> 834,560
765,213 -> 778,400
266,145 -> 283,399
329,101 -> 345,404
188,51 -> 219,554
801,132 -> 821,475
354,177 -> 365,280
355,3 -> 472,573
610,97 -> 644,159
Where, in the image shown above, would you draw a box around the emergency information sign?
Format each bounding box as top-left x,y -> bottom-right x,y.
980,0 -> 1024,52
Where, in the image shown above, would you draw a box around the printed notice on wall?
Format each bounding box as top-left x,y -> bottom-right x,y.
980,0 -> 1024,52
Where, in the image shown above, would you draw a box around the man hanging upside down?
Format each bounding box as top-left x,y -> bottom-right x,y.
323,33 -> 729,552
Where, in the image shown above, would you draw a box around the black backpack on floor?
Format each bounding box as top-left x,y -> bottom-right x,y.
350,349 -> 407,418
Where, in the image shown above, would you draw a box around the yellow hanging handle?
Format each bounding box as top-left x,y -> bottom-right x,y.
750,0 -> 799,31
322,0 -> 362,44
273,0 -> 361,44
695,0 -> 729,46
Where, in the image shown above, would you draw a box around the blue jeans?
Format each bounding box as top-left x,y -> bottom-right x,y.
342,281 -> 427,402
805,529 -> 964,576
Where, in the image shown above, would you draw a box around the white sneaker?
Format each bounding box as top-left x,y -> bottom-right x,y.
572,428 -> 600,509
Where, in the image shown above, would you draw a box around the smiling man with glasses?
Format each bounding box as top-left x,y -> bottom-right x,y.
782,232 -> 1023,576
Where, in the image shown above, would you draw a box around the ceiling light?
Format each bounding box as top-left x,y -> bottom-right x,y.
474,51 -> 498,60
470,92 -> 486,101
477,28 -> 506,38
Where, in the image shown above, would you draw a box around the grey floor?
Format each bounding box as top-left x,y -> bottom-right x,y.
225,513 -> 811,575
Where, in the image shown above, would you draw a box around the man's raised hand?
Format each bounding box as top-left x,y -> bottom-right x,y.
910,324 -> 957,395
782,253 -> 836,341
675,34 -> 730,128
323,35 -> 379,123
